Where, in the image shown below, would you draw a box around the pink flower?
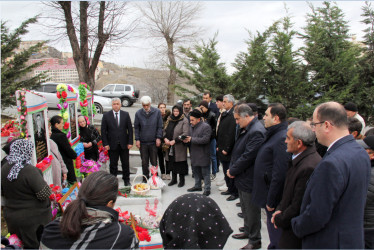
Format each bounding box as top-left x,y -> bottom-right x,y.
20,115 -> 25,120
63,102 -> 68,109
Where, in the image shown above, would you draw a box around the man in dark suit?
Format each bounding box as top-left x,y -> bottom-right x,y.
227,104 -> 266,249
271,121 -> 321,249
291,102 -> 371,249
101,98 -> 133,186
251,103 -> 291,249
216,94 -> 238,201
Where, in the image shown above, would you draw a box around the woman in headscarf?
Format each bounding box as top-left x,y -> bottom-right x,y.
1,139 -> 52,249
160,193 -> 233,249
163,104 -> 189,187
158,103 -> 171,180
41,171 -> 139,249
50,115 -> 77,184
78,115 -> 101,161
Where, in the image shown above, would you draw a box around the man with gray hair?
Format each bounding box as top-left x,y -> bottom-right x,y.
134,96 -> 163,181
216,94 -> 239,201
227,104 -> 266,249
101,97 -> 133,186
271,121 -> 321,249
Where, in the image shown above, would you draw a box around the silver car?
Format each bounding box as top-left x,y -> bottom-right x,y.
33,82 -> 112,114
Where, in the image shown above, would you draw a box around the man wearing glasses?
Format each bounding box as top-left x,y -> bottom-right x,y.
291,101 -> 371,249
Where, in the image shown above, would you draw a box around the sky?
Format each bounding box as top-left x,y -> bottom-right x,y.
0,1 -> 370,74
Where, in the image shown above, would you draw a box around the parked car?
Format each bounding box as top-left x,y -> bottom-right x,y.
33,82 -> 112,114
94,84 -> 139,107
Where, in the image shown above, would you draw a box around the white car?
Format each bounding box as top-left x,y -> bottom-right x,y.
33,82 -> 112,114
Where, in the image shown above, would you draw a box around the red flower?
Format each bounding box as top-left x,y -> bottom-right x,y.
61,91 -> 67,99
57,92 -> 61,99
49,193 -> 56,201
48,155 -> 54,161
56,194 -> 63,201
63,122 -> 70,130
52,186 -> 60,192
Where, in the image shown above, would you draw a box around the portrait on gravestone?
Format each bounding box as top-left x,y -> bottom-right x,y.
33,112 -> 48,163
69,103 -> 77,140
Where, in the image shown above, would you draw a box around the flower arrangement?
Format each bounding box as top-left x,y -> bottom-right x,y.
17,89 -> 28,138
56,84 -> 75,139
115,207 -> 152,242
49,184 -> 63,219
98,145 -> 109,163
80,159 -> 101,174
36,155 -> 54,172
1,120 -> 20,137
78,82 -> 96,124
5,233 -> 23,248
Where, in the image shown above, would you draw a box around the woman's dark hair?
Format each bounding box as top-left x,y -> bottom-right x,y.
158,102 -> 166,108
50,115 -> 63,128
60,172 -> 118,240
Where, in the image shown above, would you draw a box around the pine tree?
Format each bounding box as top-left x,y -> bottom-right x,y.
174,34 -> 231,101
266,16 -> 310,119
300,1 -> 361,104
231,25 -> 274,106
1,17 -> 47,108
357,1 -> 374,122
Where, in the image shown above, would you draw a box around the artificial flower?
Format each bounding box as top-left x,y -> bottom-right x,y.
61,91 -> 67,99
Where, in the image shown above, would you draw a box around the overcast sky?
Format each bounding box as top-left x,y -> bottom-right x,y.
0,1 -> 369,74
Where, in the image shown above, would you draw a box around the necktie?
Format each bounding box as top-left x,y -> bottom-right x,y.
115,112 -> 119,127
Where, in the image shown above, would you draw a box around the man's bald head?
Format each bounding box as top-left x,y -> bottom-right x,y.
315,102 -> 348,129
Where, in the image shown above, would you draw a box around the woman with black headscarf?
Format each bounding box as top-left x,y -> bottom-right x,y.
78,115 -> 101,161
163,105 -> 189,187
160,193 -> 233,249
1,139 -> 52,249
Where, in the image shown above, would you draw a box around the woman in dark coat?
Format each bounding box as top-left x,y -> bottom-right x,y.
41,171 -> 138,249
1,139 -> 52,249
50,115 -> 77,184
160,193 -> 233,249
78,115 -> 101,161
163,105 -> 189,187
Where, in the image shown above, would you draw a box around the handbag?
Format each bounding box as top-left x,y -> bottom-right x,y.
162,143 -> 170,152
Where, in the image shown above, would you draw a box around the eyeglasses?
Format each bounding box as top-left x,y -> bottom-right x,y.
310,121 -> 325,128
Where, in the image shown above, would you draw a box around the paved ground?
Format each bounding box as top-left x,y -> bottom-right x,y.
125,154 -> 270,249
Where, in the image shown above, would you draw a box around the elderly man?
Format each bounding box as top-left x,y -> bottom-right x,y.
291,102 -> 371,249
216,94 -> 239,201
134,96 -> 163,181
227,104 -> 266,249
101,98 -> 133,186
271,121 -> 321,249
252,103 -> 291,249
185,109 -> 212,196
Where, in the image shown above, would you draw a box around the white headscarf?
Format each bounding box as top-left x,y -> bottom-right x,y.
6,139 -> 34,181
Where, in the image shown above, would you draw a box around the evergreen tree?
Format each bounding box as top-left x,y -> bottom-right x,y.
174,34 -> 231,101
266,16 -> 310,119
358,1 -> 374,122
1,17 -> 47,108
231,25 -> 275,106
300,1 -> 361,104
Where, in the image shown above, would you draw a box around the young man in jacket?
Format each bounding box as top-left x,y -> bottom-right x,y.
251,103 -> 291,249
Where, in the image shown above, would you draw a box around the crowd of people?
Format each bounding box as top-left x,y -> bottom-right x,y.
1,92 -> 373,249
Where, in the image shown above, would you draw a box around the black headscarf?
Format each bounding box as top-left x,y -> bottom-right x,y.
164,105 -> 184,140
160,193 -> 233,249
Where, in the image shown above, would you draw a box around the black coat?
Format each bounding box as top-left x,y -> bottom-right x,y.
252,122 -> 291,208
50,127 -> 77,183
229,117 -> 266,193
202,110 -> 217,140
274,146 -> 321,249
216,108 -> 236,162
41,206 -> 138,249
101,110 -> 133,150
364,160 -> 374,229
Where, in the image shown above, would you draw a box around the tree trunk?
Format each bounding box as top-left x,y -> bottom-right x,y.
166,38 -> 176,104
